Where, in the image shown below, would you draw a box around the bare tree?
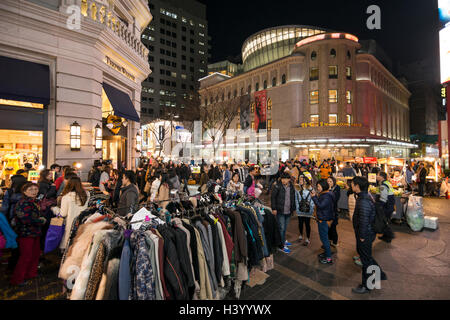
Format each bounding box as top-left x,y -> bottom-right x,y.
199,89 -> 250,157
146,119 -> 174,157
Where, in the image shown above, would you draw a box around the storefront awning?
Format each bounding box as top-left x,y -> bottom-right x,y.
102,82 -> 140,122
0,56 -> 50,105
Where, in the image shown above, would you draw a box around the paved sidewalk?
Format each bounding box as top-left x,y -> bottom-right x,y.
242,197 -> 450,300
0,198 -> 449,300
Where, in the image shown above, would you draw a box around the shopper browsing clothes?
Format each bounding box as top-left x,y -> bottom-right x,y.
295,175 -> 315,246
117,171 -> 139,217
310,179 -> 335,264
10,182 -> 46,286
351,176 -> 387,294
271,172 -> 296,253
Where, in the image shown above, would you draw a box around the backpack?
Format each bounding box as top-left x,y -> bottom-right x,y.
372,202 -> 388,234
298,190 -> 311,213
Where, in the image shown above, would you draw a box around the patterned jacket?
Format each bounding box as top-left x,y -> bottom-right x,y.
13,197 -> 44,238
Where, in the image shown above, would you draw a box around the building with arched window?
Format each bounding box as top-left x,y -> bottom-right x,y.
199,26 -> 415,162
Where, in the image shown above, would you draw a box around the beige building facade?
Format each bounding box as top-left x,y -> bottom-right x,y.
199,27 -> 415,162
0,0 -> 152,181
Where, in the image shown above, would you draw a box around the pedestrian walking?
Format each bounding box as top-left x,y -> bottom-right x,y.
271,172 -> 296,254
310,179 -> 335,264
295,175 -> 315,246
327,176 -> 340,247
351,176 -> 387,294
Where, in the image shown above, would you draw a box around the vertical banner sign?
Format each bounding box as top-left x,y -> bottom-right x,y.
240,97 -> 251,130
254,90 -> 267,132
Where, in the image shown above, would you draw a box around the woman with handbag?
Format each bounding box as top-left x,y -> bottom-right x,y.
59,176 -> 89,251
10,182 -> 46,286
310,179 -> 335,265
295,175 -> 315,246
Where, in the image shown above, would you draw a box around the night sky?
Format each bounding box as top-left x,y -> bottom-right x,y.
198,0 -> 440,72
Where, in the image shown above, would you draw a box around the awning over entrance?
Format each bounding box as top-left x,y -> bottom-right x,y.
102,82 -> 140,122
0,56 -> 50,105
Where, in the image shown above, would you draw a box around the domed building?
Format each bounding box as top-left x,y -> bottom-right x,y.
199,25 -> 415,162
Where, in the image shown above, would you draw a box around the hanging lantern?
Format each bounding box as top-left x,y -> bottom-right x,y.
70,121 -> 81,150
136,131 -> 142,152
95,123 -> 102,151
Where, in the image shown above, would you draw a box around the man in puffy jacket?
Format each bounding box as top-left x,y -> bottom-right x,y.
351,176 -> 387,294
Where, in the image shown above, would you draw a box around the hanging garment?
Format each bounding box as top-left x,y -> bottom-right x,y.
181,220 -> 200,284
158,224 -> 189,300
96,258 -> 120,300
85,241 -> 106,300
146,231 -> 164,300
59,221 -> 113,280
118,236 -> 132,300
261,208 -> 283,254
212,216 -> 230,278
204,215 -> 224,287
71,229 -> 112,300
213,213 -> 234,262
194,220 -> 218,298
224,209 -> 247,264
253,207 -> 270,258
129,231 -> 156,300
187,221 -> 213,300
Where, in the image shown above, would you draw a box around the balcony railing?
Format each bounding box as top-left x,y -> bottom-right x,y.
80,0 -> 149,60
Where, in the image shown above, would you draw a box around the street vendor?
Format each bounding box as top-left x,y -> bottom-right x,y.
390,169 -> 406,188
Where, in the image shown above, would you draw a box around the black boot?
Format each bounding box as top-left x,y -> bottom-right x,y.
352,285 -> 371,294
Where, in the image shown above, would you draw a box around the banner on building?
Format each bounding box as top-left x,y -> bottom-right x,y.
254,90 -> 267,132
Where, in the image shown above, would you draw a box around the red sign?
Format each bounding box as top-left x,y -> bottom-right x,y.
363,157 -> 378,164
254,90 -> 267,132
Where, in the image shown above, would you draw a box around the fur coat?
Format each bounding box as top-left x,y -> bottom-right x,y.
59,221 -> 113,280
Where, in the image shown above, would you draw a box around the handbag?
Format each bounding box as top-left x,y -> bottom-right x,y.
44,215 -> 65,254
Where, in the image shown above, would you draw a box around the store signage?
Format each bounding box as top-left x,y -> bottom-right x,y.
104,56 -> 135,82
387,158 -> 405,166
368,173 -> 377,183
355,157 -> 363,163
300,122 -> 362,128
106,114 -> 123,135
439,0 -> 450,24
191,166 -> 200,174
28,170 -> 39,183
363,157 -> 378,164
440,26 -> 450,84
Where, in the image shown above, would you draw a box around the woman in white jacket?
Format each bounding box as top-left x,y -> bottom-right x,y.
59,176 -> 90,250
149,171 -> 162,202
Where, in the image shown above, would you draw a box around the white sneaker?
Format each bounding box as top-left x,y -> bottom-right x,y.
298,235 -> 303,241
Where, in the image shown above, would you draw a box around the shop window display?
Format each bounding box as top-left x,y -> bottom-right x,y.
0,129 -> 43,187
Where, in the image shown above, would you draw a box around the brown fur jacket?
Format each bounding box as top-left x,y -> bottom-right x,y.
59,221 -> 113,280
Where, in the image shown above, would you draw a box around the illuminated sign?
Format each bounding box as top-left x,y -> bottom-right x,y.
439,0 -> 450,23
363,157 -> 378,164
300,122 -> 363,128
104,56 -> 135,82
28,170 -> 39,183
440,26 -> 450,84
295,33 -> 359,48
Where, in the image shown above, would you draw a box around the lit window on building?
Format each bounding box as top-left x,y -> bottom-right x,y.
199,23 -> 205,28
182,17 -> 187,23
181,74 -> 187,79
310,90 -> 319,104
189,20 -> 194,26
171,72 -> 177,78
199,41 -> 205,46
310,67 -> 319,81
237,123 -> 241,130
329,90 -> 338,103
346,114 -> 352,124
310,115 -> 319,125
267,98 -> 272,110
329,114 -> 338,124
329,66 -> 338,79
346,91 -> 352,104
268,119 -> 272,131
199,32 -> 205,37
251,121 -> 255,130
346,67 -> 352,80
199,50 -> 205,55
251,102 -> 255,113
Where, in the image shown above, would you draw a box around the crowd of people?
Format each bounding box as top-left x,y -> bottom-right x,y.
0,156 -> 446,295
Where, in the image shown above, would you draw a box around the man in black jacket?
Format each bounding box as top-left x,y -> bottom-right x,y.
180,163 -> 191,195
88,161 -> 102,187
351,176 -> 387,294
271,172 -> 296,253
417,163 -> 428,197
